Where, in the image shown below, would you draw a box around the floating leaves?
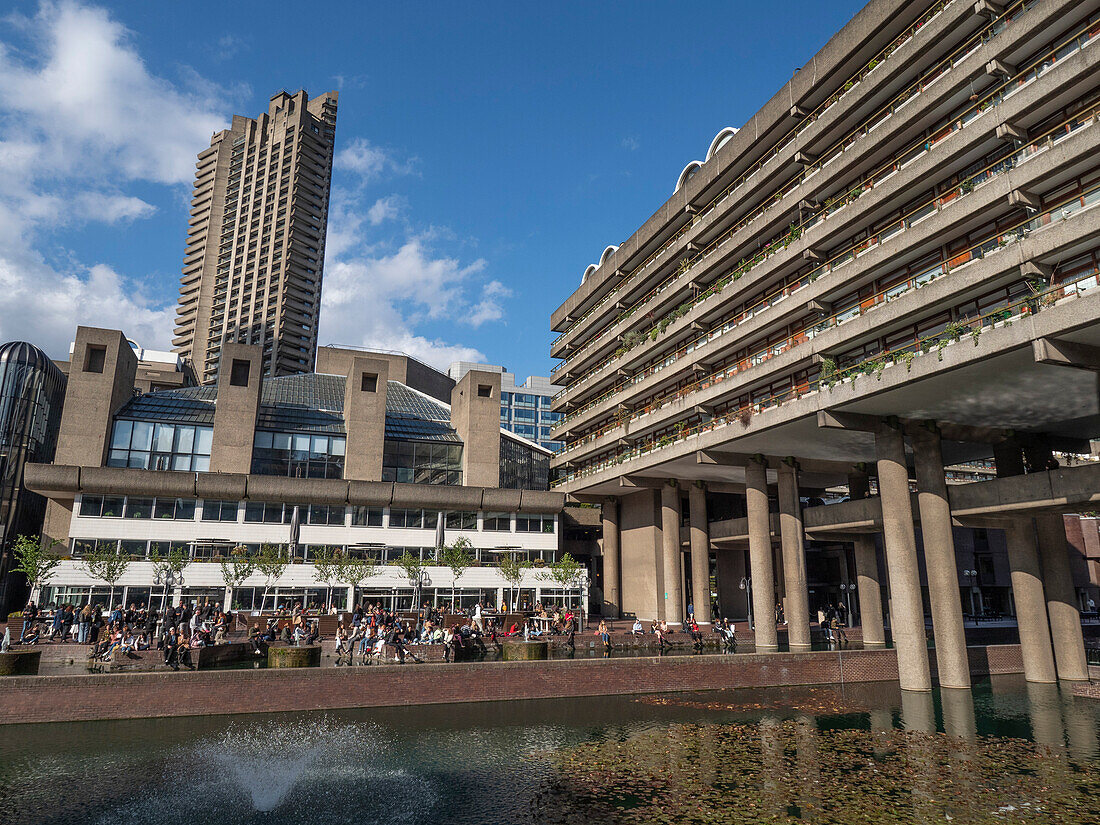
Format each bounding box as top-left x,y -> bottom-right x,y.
535,721 -> 1100,824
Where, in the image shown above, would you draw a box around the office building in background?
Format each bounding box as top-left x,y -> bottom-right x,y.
448,361 -> 564,452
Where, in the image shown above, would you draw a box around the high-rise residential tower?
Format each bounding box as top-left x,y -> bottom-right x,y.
173,89 -> 338,384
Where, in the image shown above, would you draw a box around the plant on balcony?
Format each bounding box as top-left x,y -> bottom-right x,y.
901,350 -> 917,372
971,326 -> 983,346
818,356 -> 837,387
943,321 -> 963,342
959,179 -> 974,195
11,534 -> 62,598
738,407 -> 753,427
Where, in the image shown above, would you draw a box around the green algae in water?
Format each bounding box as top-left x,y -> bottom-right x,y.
538,721 -> 1100,824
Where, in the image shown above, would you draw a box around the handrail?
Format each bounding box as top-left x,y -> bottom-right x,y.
553,99 -> 1100,429
554,264 -> 1100,487
554,16 -> 1099,419
554,182 -> 1100,462
551,0 -> 1026,356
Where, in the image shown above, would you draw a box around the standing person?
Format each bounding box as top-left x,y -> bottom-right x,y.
78,603 -> 92,644
334,622 -> 349,665
833,610 -> 849,646
836,599 -> 848,628
775,601 -> 784,625
19,601 -> 38,643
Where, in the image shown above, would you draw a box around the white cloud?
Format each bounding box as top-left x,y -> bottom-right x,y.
335,136 -> 416,185
321,233 -> 506,370
0,0 -> 231,356
367,195 -> 403,225
622,135 -> 640,151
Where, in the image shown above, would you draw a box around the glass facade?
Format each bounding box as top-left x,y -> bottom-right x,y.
251,430 -> 346,478
381,439 -> 462,485
500,435 -> 550,490
108,420 -> 213,471
0,341 -> 66,613
499,388 -> 563,452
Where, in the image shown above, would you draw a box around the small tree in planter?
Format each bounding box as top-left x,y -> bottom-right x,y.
539,553 -> 586,614
219,545 -> 255,608
337,551 -> 378,609
149,543 -> 190,614
82,542 -> 130,610
311,546 -> 342,611
396,550 -> 427,611
255,543 -> 289,612
440,536 -> 474,611
11,534 -> 62,600
498,554 -> 528,611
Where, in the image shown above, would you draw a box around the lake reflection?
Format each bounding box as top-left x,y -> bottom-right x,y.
0,675 -> 1096,824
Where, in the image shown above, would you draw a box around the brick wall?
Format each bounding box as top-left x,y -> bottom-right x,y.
0,644 -> 1024,725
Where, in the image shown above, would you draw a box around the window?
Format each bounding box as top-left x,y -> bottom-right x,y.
381,440 -> 462,486
500,436 -> 550,490
251,431 -> 346,478
84,344 -> 106,374
483,512 -> 511,532
308,504 -> 345,526
230,359 -> 251,386
351,506 -> 383,527
389,509 -> 438,529
79,495 -> 104,517
72,538 -> 117,558
154,498 -> 196,520
108,420 -> 213,472
202,500 -> 238,522
100,497 -> 124,518
516,514 -> 555,534
477,384 -> 493,398
124,498 -> 153,519
361,372 -> 377,392
445,511 -> 477,530
245,501 -> 287,523
120,540 -> 147,558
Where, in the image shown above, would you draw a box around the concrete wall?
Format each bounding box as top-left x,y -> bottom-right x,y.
209,343 -> 262,473
451,369 -> 501,488
316,346 -> 455,403
342,356 -> 389,481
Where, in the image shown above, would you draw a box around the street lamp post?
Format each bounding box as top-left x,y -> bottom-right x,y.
739,577 -> 753,630
839,582 -> 857,626
962,569 -> 980,621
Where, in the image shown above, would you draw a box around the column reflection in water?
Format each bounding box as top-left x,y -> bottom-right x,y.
901,690 -> 938,824
939,688 -> 977,742
758,716 -> 785,818
1060,686 -> 1100,763
794,715 -> 821,817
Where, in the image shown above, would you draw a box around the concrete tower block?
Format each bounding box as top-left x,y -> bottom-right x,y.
451,369 -> 501,488
343,357 -> 389,481
210,343 -> 262,473
54,327 -> 139,467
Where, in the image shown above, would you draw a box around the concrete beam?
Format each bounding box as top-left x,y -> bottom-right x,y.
1032,337 -> 1100,372
1009,189 -> 1039,209
996,122 -> 1026,141
985,58 -> 1015,78
619,475 -> 667,490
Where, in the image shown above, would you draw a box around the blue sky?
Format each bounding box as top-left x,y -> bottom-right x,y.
0,0 -> 862,377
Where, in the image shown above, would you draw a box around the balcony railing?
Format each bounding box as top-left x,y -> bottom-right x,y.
551,0 -> 1028,359
553,101 -> 1100,434
552,184 -> 1100,479
554,17 -> 1100,416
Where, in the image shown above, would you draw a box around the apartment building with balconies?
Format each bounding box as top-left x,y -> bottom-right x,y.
173,90 -> 338,384
550,0 -> 1100,690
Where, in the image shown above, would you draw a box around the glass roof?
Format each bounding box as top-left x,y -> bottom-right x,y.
114,374 -> 458,440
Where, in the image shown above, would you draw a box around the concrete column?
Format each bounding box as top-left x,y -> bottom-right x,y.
660,481 -> 684,626
687,482 -> 712,625
1035,513 -> 1089,681
1004,520 -> 1057,684
776,463 -> 811,650
911,428 -> 970,690
875,424 -> 932,692
853,535 -> 886,647
745,460 -> 778,650
601,497 -> 621,618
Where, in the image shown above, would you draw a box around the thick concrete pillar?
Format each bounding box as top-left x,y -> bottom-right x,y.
776,463 -> 811,650
601,497 -> 621,619
1004,520 -> 1057,684
912,429 -> 970,690
875,424 -> 932,692
687,482 -> 712,625
660,481 -> 684,626
853,535 -> 885,647
745,460 -> 778,650
1035,513 -> 1089,681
